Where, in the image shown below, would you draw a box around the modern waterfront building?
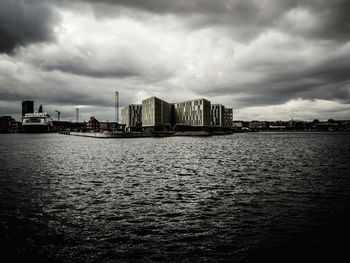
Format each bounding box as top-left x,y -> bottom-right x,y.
142,97 -> 172,130
210,105 -> 233,128
124,96 -> 231,132
211,104 -> 225,127
174,98 -> 211,127
224,108 -> 233,127
121,104 -> 142,130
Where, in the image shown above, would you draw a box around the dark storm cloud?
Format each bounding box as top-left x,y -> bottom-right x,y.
225,68 -> 350,108
30,49 -> 174,80
1,0 -> 349,120
0,0 -> 58,54
43,62 -> 139,79
72,0 -> 273,41
298,0 -> 350,41
265,52 -> 350,103
0,76 -> 110,107
0,53 -> 142,121
74,0 -> 350,42
193,38 -> 350,108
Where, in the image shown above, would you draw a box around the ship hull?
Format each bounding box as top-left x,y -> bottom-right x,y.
22,125 -> 53,133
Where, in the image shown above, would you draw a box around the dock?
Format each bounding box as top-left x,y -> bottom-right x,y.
58,130 -> 228,138
60,131 -> 155,138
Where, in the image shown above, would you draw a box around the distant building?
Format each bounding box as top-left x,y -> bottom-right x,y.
249,121 -> 268,130
0,116 -> 15,133
287,119 -> 308,130
100,122 -> 126,131
248,120 -> 258,130
174,98 -> 211,126
9,120 -> 21,133
211,104 -> 225,127
86,116 -> 100,131
314,122 -> 339,131
232,121 -> 243,131
142,97 -> 172,130
121,104 -> 142,130
52,121 -> 85,132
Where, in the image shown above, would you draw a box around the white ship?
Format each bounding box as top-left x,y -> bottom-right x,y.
22,111 -> 53,133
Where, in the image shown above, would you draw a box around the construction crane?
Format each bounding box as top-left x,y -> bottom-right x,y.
55,110 -> 61,121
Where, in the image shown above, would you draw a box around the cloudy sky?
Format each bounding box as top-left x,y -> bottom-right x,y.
0,0 -> 349,121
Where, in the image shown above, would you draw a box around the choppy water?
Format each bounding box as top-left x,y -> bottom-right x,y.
1,133 -> 350,262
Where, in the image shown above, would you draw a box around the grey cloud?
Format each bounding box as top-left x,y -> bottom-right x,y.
73,0 -> 239,15
1,0 -> 350,120
22,40 -> 177,81
74,0 -> 350,42
0,84 -> 134,121
193,42 -> 350,108
0,55 -> 146,120
74,0 -> 287,17
266,54 -> 350,103
72,0 -> 274,41
229,71 -> 350,108
0,0 -> 59,54
42,61 -> 139,79
298,0 -> 350,41
0,80 -> 108,108
33,53 -> 174,81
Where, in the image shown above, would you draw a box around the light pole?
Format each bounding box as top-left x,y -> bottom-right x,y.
76,107 -> 79,122
55,110 -> 61,121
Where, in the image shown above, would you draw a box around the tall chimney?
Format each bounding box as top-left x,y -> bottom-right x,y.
22,101 -> 34,116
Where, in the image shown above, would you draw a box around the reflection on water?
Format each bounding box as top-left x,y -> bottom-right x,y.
1,133 -> 350,262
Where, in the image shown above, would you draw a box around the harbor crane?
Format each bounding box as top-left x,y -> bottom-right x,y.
55,110 -> 61,121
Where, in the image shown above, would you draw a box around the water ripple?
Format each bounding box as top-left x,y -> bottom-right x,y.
1,133 -> 350,262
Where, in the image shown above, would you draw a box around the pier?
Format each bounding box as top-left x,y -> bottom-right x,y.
59,130 -> 232,138
60,131 -> 154,138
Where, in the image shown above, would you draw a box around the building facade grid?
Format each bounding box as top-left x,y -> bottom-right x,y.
174,98 -> 211,126
121,104 -> 142,128
211,104 -> 225,127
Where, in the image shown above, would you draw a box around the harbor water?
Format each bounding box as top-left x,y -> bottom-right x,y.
1,133 -> 350,262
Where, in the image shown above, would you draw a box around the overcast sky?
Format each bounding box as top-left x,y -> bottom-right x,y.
0,0 -> 349,121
